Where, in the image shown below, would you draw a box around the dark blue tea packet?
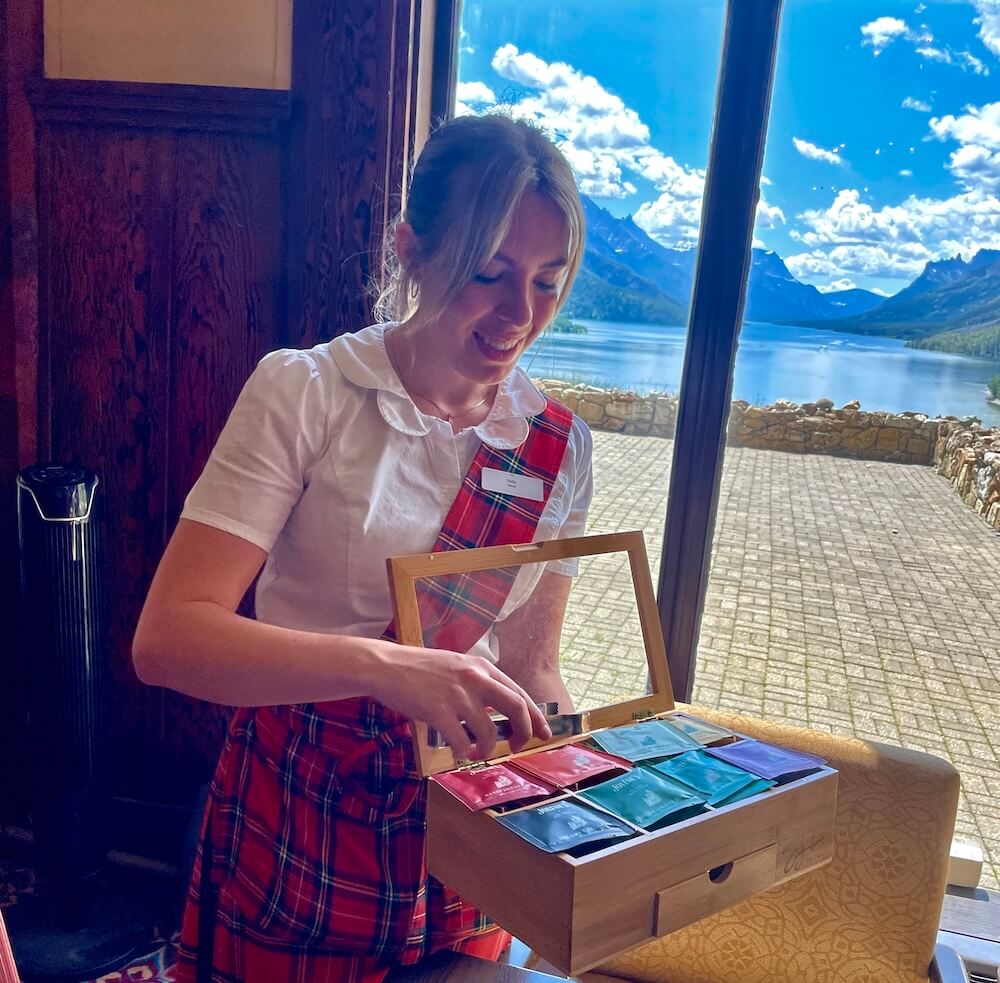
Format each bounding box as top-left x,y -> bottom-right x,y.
497,798 -> 636,854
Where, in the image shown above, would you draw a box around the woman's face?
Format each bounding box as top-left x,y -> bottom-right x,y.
425,190 -> 571,387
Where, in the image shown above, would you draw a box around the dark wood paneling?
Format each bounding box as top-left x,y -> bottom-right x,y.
287,1 -> 417,346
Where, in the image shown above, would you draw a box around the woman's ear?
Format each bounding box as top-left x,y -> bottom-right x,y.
395,221 -> 418,270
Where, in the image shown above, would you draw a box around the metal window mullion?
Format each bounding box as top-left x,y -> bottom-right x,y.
657,0 -> 784,702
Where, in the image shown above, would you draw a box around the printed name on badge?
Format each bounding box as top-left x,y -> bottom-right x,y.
481,467 -> 544,501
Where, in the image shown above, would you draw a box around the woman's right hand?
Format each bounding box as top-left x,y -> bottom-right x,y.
368,641 -> 552,761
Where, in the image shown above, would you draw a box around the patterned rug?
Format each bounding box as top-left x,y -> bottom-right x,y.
1,859 -> 180,983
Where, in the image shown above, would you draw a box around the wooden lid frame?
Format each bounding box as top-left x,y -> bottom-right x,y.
386,530 -> 676,777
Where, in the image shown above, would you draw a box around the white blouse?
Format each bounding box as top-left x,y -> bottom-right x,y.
181,324 -> 594,661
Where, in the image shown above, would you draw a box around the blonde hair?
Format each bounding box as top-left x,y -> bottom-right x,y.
374,114 -> 585,326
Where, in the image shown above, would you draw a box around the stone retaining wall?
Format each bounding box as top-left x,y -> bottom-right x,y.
535,379 -> 1000,529
935,423 -> 1000,530
535,380 -> 950,465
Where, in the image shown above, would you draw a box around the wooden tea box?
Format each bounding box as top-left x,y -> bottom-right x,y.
387,531 -> 838,977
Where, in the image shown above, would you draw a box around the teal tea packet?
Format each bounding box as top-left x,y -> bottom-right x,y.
712,777 -> 775,807
649,749 -> 761,805
577,767 -> 705,830
590,720 -> 701,762
497,799 -> 635,854
661,712 -> 738,746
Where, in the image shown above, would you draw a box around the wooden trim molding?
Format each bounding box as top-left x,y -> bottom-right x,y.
28,78 -> 291,134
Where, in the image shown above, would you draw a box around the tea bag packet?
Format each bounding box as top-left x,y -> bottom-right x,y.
590,720 -> 700,762
706,739 -> 826,782
662,712 -> 738,747
650,749 -> 761,806
511,743 -> 626,789
498,799 -> 635,854
578,767 -> 705,831
712,777 -> 775,807
432,763 -> 556,812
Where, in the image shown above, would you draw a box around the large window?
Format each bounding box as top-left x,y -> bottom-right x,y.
453,0 -> 1000,890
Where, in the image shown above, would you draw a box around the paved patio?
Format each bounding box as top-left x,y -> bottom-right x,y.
559,432 -> 1000,889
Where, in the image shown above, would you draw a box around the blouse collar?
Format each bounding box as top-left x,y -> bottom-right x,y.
329,323 -> 546,450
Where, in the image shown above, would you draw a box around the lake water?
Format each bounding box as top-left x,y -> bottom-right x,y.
523,319 -> 1000,426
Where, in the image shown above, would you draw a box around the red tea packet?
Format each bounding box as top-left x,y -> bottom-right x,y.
432,763 -> 556,811
510,743 -> 627,788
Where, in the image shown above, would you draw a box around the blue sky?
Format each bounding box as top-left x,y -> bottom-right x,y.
457,0 -> 1000,296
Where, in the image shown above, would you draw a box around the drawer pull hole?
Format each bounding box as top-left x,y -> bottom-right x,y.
708,862 -> 734,884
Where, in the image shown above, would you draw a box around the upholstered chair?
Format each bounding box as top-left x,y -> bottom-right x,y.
574,707 -> 966,983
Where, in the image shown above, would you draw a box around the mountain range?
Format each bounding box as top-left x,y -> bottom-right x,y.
565,196 -> 1000,359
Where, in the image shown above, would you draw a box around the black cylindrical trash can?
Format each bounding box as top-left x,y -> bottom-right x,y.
10,464 -> 147,982
17,464 -> 109,882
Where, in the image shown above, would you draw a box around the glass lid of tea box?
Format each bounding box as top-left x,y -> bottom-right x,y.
386,531 -> 676,777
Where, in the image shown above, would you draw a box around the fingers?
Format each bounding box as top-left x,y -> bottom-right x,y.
462,704 -> 500,760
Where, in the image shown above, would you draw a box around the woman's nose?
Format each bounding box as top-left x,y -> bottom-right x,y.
496,277 -> 532,326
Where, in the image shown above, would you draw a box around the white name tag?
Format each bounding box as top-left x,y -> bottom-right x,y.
481,467 -> 544,502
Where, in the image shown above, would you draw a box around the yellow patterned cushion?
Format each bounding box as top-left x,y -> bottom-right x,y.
585,708 -> 959,983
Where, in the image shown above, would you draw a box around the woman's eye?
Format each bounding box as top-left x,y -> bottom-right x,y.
473,273 -> 502,284
536,281 -> 559,293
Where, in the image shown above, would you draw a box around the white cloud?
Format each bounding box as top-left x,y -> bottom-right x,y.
948,144 -> 1000,191
456,81 -> 496,105
792,137 -> 845,165
899,168 -> 914,176
755,199 -> 786,229
861,16 -> 910,52
958,51 -> 989,74
816,277 -> 859,293
971,0 -> 1000,57
929,102 -> 1000,150
917,44 -> 953,63
788,185 -> 1000,286
486,45 -> 714,245
859,15 -> 989,73
902,96 -> 932,112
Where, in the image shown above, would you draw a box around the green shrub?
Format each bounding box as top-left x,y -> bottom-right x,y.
989,376 -> 1000,400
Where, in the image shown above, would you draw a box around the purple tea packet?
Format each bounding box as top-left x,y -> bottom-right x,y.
705,739 -> 826,781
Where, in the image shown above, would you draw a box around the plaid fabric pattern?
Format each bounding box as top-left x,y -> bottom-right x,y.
176,398 -> 573,980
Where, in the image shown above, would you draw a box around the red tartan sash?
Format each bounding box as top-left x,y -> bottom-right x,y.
191,398 -> 574,966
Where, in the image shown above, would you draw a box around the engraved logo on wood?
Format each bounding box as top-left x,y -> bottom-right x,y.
781,833 -> 828,874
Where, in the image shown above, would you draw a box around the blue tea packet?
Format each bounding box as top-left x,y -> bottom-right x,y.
649,749 -> 761,805
578,767 -> 706,830
706,739 -> 825,782
498,799 -> 635,854
590,720 -> 701,762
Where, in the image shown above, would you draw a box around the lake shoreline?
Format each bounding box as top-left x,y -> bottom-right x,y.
524,318 -> 1000,425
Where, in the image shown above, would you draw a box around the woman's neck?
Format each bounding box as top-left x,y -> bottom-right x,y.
385,321 -> 496,427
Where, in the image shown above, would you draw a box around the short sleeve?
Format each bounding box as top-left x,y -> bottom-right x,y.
180,349 -> 334,552
547,416 -> 594,577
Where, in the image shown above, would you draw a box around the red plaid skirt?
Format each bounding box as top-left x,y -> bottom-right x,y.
176,398 -> 574,981
175,700 -> 508,982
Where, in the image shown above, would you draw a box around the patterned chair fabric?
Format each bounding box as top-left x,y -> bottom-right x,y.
582,707 -> 960,983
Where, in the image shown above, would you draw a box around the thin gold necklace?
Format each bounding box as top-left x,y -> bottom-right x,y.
408,387 -> 494,423
386,326 -> 495,422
